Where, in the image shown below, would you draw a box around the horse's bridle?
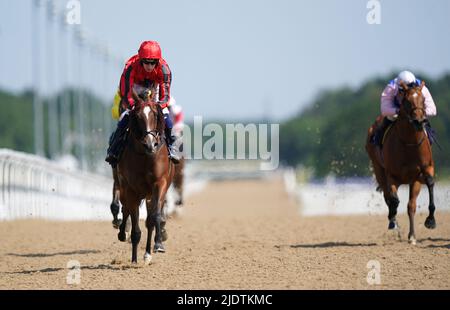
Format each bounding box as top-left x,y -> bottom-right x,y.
142,129 -> 164,153
139,105 -> 165,152
127,101 -> 165,154
399,90 -> 426,126
144,130 -> 160,140
397,92 -> 427,147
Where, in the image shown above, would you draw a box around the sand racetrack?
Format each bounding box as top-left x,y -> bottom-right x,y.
1,178 -> 449,289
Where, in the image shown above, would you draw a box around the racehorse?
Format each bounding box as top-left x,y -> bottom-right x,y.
115,87 -> 175,264
365,81 -> 436,245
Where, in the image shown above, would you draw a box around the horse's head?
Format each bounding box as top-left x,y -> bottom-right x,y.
398,80 -> 426,131
129,88 -> 164,154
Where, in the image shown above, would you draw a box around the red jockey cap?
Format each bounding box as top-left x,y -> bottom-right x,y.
138,41 -> 162,60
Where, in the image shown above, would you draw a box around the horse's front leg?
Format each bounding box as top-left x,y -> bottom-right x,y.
424,174 -> 437,229
144,199 -> 154,265
130,208 -> 142,263
111,168 -> 122,229
407,181 -> 421,245
123,191 -> 141,264
152,181 -> 169,253
385,176 -> 400,230
118,206 -> 129,242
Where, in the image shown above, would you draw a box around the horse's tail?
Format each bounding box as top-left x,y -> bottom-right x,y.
366,116 -> 387,193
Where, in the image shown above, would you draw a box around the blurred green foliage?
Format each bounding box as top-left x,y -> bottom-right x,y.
0,88 -> 111,159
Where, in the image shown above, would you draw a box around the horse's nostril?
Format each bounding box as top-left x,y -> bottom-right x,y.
143,141 -> 152,151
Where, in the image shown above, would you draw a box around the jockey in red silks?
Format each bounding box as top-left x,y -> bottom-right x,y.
371,70 -> 437,147
105,41 -> 181,167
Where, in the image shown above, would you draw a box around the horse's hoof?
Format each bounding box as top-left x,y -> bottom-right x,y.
424,217 -> 436,229
408,237 -> 417,245
388,221 -> 398,230
153,243 -> 166,253
112,219 -> 122,229
161,229 -> 168,242
118,231 -> 126,242
144,252 -> 152,265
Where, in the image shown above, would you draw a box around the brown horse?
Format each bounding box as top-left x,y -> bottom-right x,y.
366,81 -> 436,245
116,89 -> 175,264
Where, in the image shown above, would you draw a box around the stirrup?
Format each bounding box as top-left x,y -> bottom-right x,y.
168,147 -> 180,164
169,153 -> 180,164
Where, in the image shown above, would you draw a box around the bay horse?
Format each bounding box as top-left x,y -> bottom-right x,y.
116,88 -> 175,264
365,81 -> 436,245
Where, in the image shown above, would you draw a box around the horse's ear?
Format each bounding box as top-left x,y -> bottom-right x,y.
399,80 -> 408,91
420,80 -> 425,91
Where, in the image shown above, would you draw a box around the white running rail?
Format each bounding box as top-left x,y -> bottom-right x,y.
0,149 -> 113,221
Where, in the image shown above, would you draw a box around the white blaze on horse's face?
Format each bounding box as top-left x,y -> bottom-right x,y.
143,106 -> 153,133
142,106 -> 156,149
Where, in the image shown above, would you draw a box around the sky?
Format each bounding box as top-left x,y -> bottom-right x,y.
0,0 -> 450,121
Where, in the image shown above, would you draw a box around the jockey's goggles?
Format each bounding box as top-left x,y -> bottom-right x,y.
142,59 -> 158,65
399,82 -> 416,91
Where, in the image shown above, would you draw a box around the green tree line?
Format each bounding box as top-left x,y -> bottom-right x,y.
0,88 -> 112,165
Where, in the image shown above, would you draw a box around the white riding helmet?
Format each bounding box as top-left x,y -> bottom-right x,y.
397,70 -> 416,86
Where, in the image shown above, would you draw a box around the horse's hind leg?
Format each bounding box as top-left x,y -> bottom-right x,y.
385,178 -> 400,230
152,206 -> 166,253
151,182 -> 169,253
407,181 -> 421,245
160,200 -> 168,242
174,165 -> 184,206
424,174 -> 437,229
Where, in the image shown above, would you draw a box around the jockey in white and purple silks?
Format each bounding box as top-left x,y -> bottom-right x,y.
372,70 -> 437,146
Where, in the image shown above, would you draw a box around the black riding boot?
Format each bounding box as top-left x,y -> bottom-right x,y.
372,117 -> 393,147
162,112 -> 181,164
165,127 -> 181,164
105,113 -> 129,168
423,119 -> 437,145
